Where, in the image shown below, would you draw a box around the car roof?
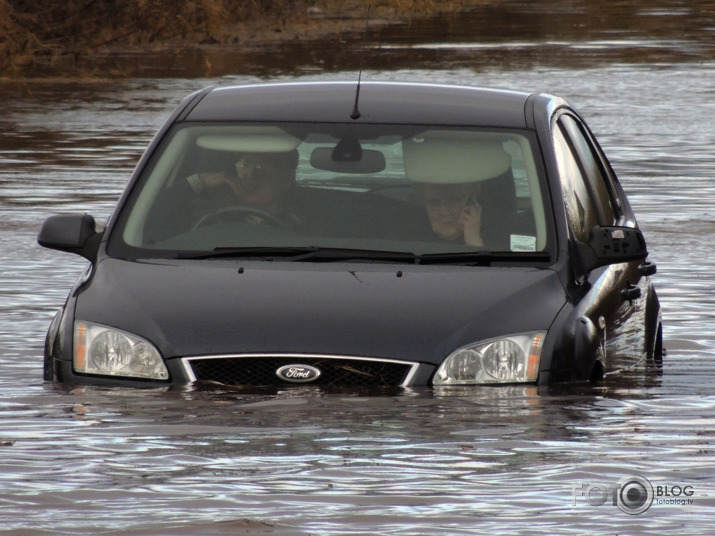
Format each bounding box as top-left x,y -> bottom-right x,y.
184,81 -> 535,128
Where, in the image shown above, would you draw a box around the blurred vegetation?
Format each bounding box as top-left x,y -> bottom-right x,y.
0,0 -> 284,74
0,0 -> 476,76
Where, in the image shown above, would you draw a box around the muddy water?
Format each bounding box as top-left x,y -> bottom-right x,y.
1,2 -> 715,534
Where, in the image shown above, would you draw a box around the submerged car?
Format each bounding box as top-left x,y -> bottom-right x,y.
38,81 -> 662,388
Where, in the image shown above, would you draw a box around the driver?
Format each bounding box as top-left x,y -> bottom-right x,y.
145,149 -> 301,242
146,149 -> 302,241
184,149 -> 300,222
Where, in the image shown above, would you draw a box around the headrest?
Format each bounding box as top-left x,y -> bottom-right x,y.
196,126 -> 301,153
403,131 -> 512,184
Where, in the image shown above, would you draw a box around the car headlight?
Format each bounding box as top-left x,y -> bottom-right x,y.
74,321 -> 169,380
433,332 -> 545,385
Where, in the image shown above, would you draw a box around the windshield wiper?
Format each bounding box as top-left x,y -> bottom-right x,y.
293,248 -> 421,263
178,246 -> 427,263
417,251 -> 551,265
176,246 -> 418,262
176,246 -> 322,260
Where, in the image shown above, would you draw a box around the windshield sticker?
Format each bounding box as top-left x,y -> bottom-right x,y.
511,234 -> 537,252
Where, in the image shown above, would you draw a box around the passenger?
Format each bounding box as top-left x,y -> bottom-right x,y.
420,182 -> 484,247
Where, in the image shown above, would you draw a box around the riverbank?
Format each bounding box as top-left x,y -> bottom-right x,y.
1,0 -> 491,78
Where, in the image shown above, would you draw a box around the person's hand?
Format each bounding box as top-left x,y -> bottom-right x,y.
459,198 -> 484,247
196,172 -> 244,197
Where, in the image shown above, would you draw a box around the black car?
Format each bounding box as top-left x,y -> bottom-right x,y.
38,81 -> 662,388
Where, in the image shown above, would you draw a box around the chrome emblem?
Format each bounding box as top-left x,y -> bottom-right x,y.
276,364 -> 322,383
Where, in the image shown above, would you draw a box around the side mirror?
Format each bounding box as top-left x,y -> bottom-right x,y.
576,225 -> 648,274
38,214 -> 101,261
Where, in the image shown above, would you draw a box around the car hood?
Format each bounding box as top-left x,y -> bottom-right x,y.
75,258 -> 567,365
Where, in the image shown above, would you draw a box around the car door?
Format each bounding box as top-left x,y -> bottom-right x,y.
553,111 -> 648,375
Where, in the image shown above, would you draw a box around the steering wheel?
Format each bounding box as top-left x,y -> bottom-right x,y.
192,205 -> 290,230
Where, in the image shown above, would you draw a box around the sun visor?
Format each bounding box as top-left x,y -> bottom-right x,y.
196,127 -> 301,153
403,131 -> 512,184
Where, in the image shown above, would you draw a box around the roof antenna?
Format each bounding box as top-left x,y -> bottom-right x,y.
350,4 -> 371,120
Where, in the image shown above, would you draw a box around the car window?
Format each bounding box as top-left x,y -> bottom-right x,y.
553,122 -> 599,243
111,123 -> 552,260
558,115 -> 618,224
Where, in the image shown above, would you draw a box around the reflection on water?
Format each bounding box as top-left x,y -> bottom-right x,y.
1,2 -> 715,534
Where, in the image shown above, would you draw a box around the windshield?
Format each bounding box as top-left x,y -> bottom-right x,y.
110,123 -> 553,261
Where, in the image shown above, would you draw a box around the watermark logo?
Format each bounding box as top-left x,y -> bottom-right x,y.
572,475 -> 694,515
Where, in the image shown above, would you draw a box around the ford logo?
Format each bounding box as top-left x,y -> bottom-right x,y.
276,364 -> 322,383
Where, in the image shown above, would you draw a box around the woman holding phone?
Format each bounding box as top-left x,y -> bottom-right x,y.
421,182 -> 485,248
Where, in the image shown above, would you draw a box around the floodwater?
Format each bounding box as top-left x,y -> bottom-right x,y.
1,1 -> 714,534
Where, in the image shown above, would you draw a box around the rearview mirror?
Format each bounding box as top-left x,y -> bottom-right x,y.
310,147 -> 386,174
577,225 -> 648,273
38,213 -> 101,261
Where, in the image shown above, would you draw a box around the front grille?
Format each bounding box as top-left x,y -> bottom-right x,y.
184,355 -> 415,387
